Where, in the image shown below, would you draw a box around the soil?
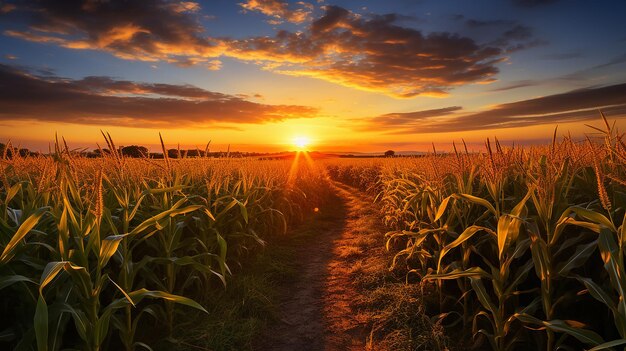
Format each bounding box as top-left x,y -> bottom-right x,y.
254,181 -> 388,351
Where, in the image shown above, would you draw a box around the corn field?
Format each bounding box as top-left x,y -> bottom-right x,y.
0,136 -> 327,350
2,117 -> 625,351
327,117 -> 626,350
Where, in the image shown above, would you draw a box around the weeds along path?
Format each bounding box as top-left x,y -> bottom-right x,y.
256,181 -> 388,351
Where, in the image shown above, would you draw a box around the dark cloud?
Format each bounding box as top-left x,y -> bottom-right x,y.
4,2 -> 542,97
228,6 -> 521,97
465,19 -> 515,28
456,15 -> 544,53
513,0 -> 559,7
239,0 -> 313,24
541,52 -> 583,60
0,64 -> 318,127
489,80 -> 539,91
365,107 -> 462,126
362,83 -> 626,133
3,0 -> 223,66
489,24 -> 546,53
552,53 -> 626,84
593,53 -> 626,69
0,1 -> 16,14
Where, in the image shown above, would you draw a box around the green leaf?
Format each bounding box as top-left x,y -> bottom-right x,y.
39,262 -> 66,294
557,241 -> 597,276
588,339 -> 626,351
170,205 -> 202,217
95,308 -> 112,346
237,200 -> 248,224
146,185 -> 187,195
0,275 -> 37,291
34,295 -> 48,351
108,288 -> 208,313
598,228 -> 626,299
576,276 -> 616,313
437,226 -> 488,271
470,277 -> 498,318
0,208 -> 47,264
425,267 -> 490,281
5,183 -> 22,207
619,212 -> 626,249
108,276 -> 135,307
570,207 -> 617,233
98,235 -> 126,269
515,314 -> 604,345
434,195 -> 453,222
529,235 -> 550,282
457,194 -> 498,216
56,303 -> 88,342
497,214 -> 523,262
510,189 -> 531,218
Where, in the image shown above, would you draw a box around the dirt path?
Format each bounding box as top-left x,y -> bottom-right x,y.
255,181 -> 388,351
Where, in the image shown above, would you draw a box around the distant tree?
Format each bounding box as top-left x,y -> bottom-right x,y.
121,145 -> 148,158
384,150 -> 395,157
0,143 -> 36,158
186,149 -> 205,158
90,148 -> 111,158
18,148 -> 31,157
167,149 -> 180,159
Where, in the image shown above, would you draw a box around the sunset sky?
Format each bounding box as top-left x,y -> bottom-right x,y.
1,0 -> 625,152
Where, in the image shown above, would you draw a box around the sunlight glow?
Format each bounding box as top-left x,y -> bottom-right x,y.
293,136 -> 311,150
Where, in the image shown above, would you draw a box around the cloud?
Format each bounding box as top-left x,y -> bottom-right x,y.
364,107 -> 462,127
361,83 -> 626,133
489,80 -> 539,91
0,64 -> 318,128
4,2 -> 541,97
513,0 -> 559,7
465,19 -> 515,28
541,51 -> 583,60
592,52 -> 626,69
0,1 -> 16,13
489,24 -> 546,53
3,0 -> 224,66
239,0 -> 313,24
228,6 -> 523,97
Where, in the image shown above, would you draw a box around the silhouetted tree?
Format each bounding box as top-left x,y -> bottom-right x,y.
121,145 -> 148,158
0,144 -> 36,158
185,149 -> 205,158
384,150 -> 395,157
167,149 -> 181,159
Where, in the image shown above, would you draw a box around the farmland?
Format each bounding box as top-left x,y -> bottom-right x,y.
326,119 -> 626,350
0,138 -> 329,350
1,118 -> 625,351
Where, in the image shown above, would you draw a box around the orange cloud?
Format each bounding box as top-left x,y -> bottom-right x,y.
3,1 -> 224,66
224,6 -> 514,97
0,64 -> 318,128
4,2 -> 539,97
359,83 -> 626,133
240,0 -> 313,24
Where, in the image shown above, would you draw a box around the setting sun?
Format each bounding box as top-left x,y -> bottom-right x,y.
293,136 -> 311,150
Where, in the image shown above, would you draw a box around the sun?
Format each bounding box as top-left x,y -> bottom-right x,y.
293,136 -> 311,150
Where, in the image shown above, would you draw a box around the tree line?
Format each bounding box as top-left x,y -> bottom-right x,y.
0,143 -> 265,159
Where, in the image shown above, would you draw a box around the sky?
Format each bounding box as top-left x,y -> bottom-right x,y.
0,0 -> 625,153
